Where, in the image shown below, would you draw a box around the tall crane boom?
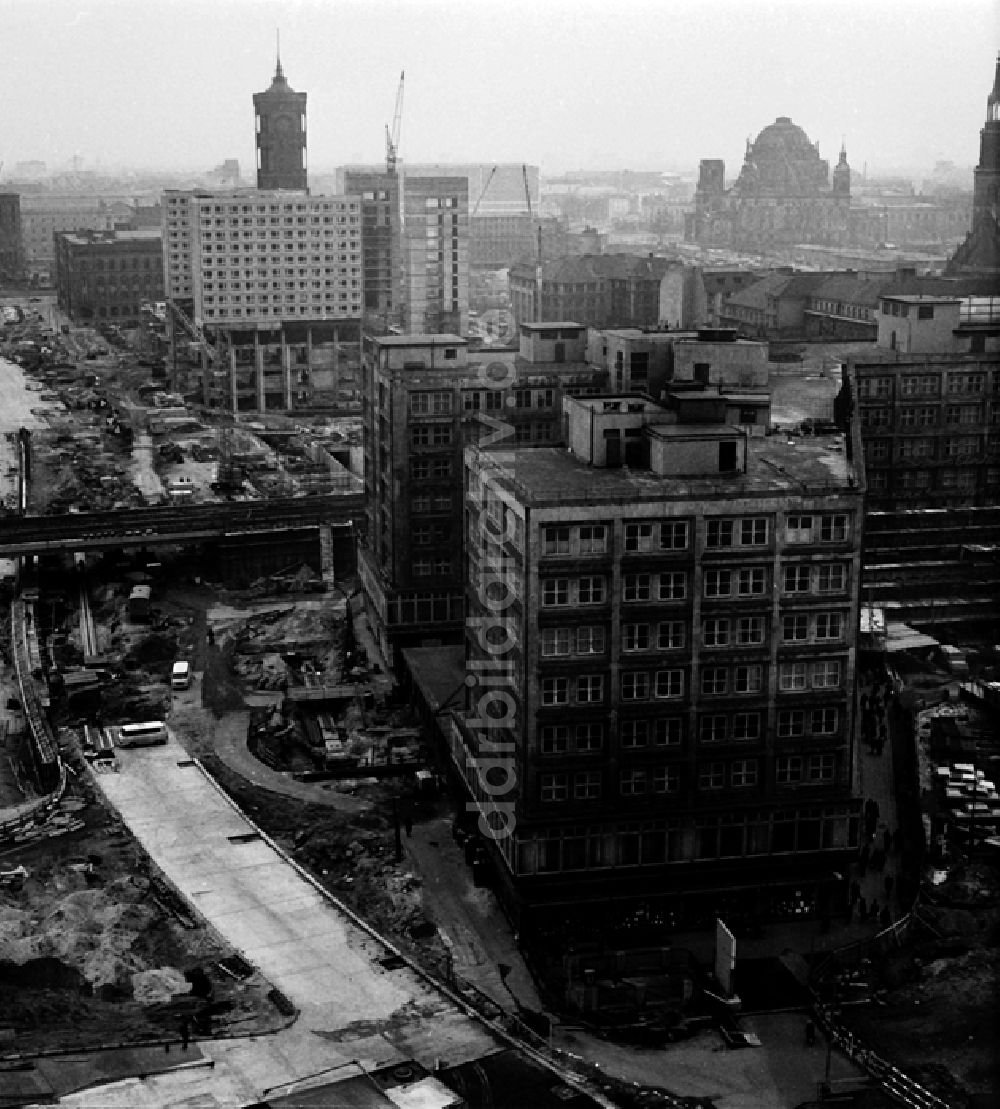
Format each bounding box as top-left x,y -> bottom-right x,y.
385,71 -> 405,174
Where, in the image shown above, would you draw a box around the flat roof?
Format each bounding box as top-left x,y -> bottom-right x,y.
375,334 -> 466,346
881,294 -> 960,304
479,425 -> 855,505
520,321 -> 585,330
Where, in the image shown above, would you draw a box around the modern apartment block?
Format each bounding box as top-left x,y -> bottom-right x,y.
54,228 -> 163,326
343,169 -> 403,331
162,188 -> 363,411
453,389 -> 864,940
359,325 -> 607,668
401,177 -> 469,335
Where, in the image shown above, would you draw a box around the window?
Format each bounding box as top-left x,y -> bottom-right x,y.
779,662 -> 808,691
409,391 -> 452,414
578,576 -> 605,604
820,515 -> 848,542
784,565 -> 811,592
542,579 -> 569,606
540,774 -> 568,802
776,756 -> 803,784
707,519 -> 734,548
542,677 -> 569,706
540,726 -> 569,754
621,720 -> 648,748
815,613 -> 843,640
655,718 -> 683,746
574,771 -> 602,799
738,568 -> 767,595
701,667 -> 728,695
782,614 -> 809,642
577,675 -> 604,704
542,526 -> 570,555
704,569 -> 732,598
703,618 -> 730,647
817,565 -> 846,592
808,754 -> 836,783
541,627 -> 572,657
576,723 -> 604,751
811,708 -> 838,735
786,515 -> 813,543
623,573 -> 651,602
624,522 -> 655,552
732,712 -> 761,741
811,660 -> 841,689
652,766 -> 680,794
576,626 -> 605,655
660,521 -> 689,550
699,762 -> 725,790
741,518 -> 768,546
655,670 -> 684,698
621,672 -> 649,701
622,623 -> 650,652
700,714 -> 728,742
735,664 -> 763,694
778,710 -> 805,737
657,621 -> 686,649
737,616 -> 765,645
731,759 -> 758,787
621,769 -> 647,796
579,525 -> 607,554
659,572 -> 687,600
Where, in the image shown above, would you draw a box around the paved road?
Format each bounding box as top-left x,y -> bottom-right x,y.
57,736 -> 500,1105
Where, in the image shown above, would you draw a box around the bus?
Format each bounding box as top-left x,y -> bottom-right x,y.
116,721 -> 168,748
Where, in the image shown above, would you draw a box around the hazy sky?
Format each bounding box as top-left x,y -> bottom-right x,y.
1,0 -> 997,177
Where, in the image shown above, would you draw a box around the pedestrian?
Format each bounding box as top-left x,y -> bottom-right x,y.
884,873 -> 894,898
858,896 -> 867,921
860,693 -> 870,713
805,1019 -> 816,1046
404,810 -> 413,837
883,828 -> 892,854
180,1018 -> 190,1050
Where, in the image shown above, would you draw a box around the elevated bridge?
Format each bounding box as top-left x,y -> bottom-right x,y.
0,492 -> 365,556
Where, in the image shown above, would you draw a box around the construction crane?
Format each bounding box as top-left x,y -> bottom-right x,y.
385,71 -> 405,174
472,166 -> 497,218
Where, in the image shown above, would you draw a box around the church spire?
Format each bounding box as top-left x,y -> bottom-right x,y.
274,30 -> 285,83
988,52 -> 1000,122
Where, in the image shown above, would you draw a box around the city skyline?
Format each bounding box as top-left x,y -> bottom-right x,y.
0,0 -> 996,180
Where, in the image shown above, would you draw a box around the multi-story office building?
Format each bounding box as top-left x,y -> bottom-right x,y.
401,177 -> 469,335
54,228 -> 163,325
359,325 -> 607,668
162,188 -> 363,410
253,55 -> 308,192
452,387 -> 864,940
343,169 -> 402,331
0,194 -> 23,283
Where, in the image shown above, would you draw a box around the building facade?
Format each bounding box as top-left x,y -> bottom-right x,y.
0,193 -> 23,283
344,169 -> 402,330
401,177 -> 469,335
359,326 -> 607,668
162,188 -> 364,411
453,390 -> 864,938
54,229 -> 163,325
253,55 -> 308,192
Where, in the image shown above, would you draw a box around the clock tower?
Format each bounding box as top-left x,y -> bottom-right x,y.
253,48 -> 308,191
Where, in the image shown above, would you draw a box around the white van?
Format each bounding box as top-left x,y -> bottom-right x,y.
116,721 -> 168,748
171,660 -> 192,690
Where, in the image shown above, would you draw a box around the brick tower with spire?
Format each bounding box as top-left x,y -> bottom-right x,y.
253,42 -> 308,191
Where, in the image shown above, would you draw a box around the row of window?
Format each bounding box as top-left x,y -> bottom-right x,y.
541,572 -> 849,613
859,372 -> 989,399
539,514 -> 849,557
542,668 -> 843,705
539,753 -> 837,802
864,436 -> 983,461
861,404 -> 985,428
203,303 -> 360,319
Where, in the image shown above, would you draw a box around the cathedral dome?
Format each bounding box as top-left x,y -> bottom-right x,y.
736,116 -> 831,196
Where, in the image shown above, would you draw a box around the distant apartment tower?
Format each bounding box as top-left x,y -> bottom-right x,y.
402,177 -> 469,335
0,194 -> 23,283
359,326 -> 606,667
455,392 -> 865,938
254,54 -> 308,191
162,189 -> 363,411
344,169 -> 402,330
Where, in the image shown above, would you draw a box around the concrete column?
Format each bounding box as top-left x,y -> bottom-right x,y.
282,328 -> 292,411
229,347 -> 238,415
201,334 -> 211,408
332,323 -> 339,399
255,329 -> 265,412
